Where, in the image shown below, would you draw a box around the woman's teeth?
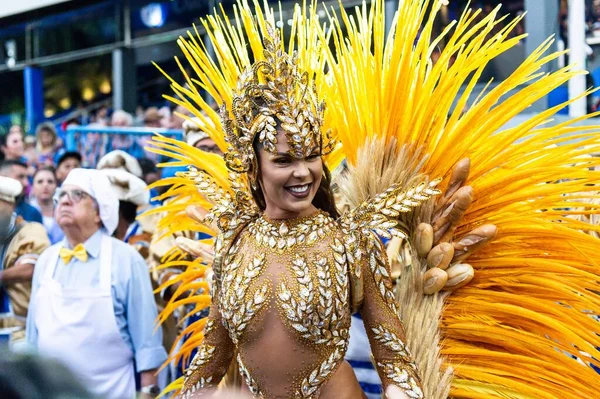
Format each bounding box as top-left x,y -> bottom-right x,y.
288,184 -> 310,193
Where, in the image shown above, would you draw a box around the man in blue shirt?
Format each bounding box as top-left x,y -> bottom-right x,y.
0,160 -> 43,224
26,168 -> 166,399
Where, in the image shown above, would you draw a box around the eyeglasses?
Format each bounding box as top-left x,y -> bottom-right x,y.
196,144 -> 223,155
53,189 -> 91,205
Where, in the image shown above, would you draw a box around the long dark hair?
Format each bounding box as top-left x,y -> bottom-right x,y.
250,140 -> 339,219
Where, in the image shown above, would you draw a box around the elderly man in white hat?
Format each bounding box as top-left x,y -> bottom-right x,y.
0,177 -> 50,348
26,168 -> 166,399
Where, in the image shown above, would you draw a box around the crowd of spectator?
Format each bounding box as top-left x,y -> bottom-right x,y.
58,104 -> 191,167
0,103 -> 225,398
0,103 -> 193,229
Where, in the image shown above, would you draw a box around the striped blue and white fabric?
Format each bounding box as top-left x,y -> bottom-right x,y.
0,286 -> 14,346
346,314 -> 382,399
0,238 -> 15,346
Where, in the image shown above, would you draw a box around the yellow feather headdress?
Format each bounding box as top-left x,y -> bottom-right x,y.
223,24 -> 335,182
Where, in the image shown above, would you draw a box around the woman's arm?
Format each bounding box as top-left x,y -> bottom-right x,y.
358,233 -> 423,399
181,288 -> 235,397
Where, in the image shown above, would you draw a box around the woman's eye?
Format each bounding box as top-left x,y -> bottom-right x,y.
274,157 -> 291,164
307,153 -> 321,160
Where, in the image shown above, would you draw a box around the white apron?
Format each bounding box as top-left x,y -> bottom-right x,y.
33,235 -> 135,399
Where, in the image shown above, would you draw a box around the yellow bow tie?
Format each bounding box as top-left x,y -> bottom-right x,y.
59,244 -> 88,264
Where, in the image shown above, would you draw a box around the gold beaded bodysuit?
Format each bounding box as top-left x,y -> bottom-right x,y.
182,210 -> 425,398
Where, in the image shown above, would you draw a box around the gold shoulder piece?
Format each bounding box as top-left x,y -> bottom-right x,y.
185,167 -> 259,296
187,168 -> 258,234
338,178 -> 442,241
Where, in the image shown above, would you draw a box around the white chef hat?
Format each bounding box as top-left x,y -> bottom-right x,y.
0,176 -> 22,203
100,169 -> 149,206
97,150 -> 143,178
183,117 -> 210,147
62,168 -> 119,235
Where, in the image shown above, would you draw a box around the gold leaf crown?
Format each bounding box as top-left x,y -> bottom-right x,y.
221,26 -> 336,181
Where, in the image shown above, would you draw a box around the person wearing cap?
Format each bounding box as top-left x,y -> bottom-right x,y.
102,167 -> 177,386
54,151 -> 82,186
0,176 -> 50,348
98,151 -> 154,251
182,116 -> 223,156
101,168 -> 150,248
145,116 -> 223,379
25,168 -> 167,399
0,160 -> 43,224
143,107 -> 162,129
152,115 -> 223,284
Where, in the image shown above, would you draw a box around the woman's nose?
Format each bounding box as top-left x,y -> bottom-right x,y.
292,161 -> 310,178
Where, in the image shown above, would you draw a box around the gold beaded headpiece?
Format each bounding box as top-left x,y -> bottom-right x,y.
221,27 -> 336,183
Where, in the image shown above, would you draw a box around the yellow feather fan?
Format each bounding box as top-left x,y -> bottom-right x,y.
146,0 -> 600,397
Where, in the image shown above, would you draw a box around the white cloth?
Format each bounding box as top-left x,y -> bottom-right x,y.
186,131 -> 209,147
26,230 -> 167,370
97,150 -> 143,178
62,168 -> 119,235
33,234 -> 135,399
183,117 -> 209,146
0,176 -> 22,203
100,169 -> 149,206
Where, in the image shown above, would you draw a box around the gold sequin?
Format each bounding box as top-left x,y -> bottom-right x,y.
377,362 -> 424,399
221,253 -> 270,345
238,353 -> 264,398
297,347 -> 344,398
248,212 -> 336,252
277,253 -> 349,345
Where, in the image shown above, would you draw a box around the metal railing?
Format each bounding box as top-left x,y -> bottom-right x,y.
65,126 -> 183,168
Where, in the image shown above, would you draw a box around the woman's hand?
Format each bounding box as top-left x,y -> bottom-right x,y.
385,385 -> 411,399
174,204 -> 218,262
172,204 -> 217,291
175,237 -> 216,263
416,158 -> 497,294
185,204 -> 219,232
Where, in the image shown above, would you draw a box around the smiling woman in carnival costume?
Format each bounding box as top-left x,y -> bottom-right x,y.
147,1 -> 600,398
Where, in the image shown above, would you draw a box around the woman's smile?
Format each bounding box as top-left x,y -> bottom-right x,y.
285,183 -> 312,198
